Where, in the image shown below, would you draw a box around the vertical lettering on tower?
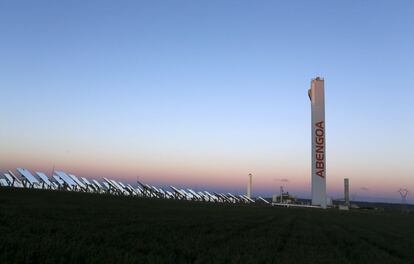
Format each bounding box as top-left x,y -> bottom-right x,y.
315,121 -> 325,178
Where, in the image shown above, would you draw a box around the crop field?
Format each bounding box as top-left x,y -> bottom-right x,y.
0,188 -> 413,264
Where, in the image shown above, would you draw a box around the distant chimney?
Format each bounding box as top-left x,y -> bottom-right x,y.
344,178 -> 350,205
247,173 -> 252,198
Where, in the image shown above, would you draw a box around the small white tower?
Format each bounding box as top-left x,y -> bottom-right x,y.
247,173 -> 252,198
344,178 -> 350,205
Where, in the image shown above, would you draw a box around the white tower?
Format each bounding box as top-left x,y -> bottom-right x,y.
247,173 -> 252,198
344,178 -> 350,205
308,77 -> 327,208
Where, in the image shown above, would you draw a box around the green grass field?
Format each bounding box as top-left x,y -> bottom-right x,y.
0,188 -> 413,264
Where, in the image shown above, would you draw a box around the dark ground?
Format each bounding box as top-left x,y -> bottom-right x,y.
0,187 -> 413,264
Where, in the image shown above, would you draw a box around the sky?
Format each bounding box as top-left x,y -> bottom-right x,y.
1,0 -> 413,203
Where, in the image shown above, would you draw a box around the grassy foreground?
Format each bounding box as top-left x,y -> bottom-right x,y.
0,188 -> 413,264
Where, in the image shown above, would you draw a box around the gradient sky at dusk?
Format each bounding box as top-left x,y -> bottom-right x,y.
1,0 -> 413,203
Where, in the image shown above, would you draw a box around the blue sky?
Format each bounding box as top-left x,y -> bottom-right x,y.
1,0 -> 413,202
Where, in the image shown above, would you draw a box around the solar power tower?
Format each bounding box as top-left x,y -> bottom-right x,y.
308,77 -> 327,208
344,178 -> 350,205
247,173 -> 252,199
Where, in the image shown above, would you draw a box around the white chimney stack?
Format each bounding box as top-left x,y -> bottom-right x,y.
247,173 -> 252,198
344,178 -> 350,205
